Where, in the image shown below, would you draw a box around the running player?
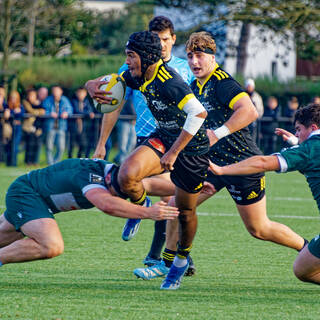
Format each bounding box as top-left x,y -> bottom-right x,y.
0,158 -> 179,267
86,31 -> 210,290
210,103 -> 320,285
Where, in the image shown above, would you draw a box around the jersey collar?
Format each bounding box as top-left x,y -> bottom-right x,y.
139,59 -> 163,93
196,63 -> 219,95
308,129 -> 320,139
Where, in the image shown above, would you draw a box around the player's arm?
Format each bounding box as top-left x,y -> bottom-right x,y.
85,188 -> 179,220
161,95 -> 207,171
209,155 -> 280,176
93,100 -> 126,159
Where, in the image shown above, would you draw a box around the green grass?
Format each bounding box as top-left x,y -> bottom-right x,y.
0,166 -> 319,319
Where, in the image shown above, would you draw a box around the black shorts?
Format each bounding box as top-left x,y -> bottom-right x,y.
206,171 -> 265,205
143,135 -> 209,194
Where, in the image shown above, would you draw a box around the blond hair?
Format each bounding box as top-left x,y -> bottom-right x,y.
186,32 -> 216,54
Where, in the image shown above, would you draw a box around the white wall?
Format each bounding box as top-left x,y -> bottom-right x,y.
81,0 -> 128,12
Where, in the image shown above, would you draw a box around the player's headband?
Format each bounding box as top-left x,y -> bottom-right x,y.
192,46 -> 215,55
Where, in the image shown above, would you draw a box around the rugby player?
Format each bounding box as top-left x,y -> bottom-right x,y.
0,158 -> 178,267
86,31 -> 210,290
210,103 -> 320,285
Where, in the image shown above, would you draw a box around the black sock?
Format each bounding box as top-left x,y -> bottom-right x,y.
147,220 -> 166,259
162,248 -> 176,268
132,190 -> 146,206
177,244 -> 192,259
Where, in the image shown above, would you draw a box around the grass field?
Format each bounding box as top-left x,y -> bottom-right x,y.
0,164 -> 319,319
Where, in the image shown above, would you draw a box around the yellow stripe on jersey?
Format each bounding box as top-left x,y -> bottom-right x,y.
229,92 -> 248,109
216,69 -> 229,79
157,74 -> 165,82
213,72 -> 222,80
139,59 -> 163,92
197,63 -> 220,95
178,93 -> 195,110
160,66 -> 172,79
159,69 -> 170,80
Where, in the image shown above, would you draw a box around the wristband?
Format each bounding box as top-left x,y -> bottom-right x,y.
214,125 -> 231,140
287,136 -> 299,146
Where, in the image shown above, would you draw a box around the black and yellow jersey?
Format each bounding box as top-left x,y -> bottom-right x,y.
122,60 -> 209,155
190,63 -> 262,165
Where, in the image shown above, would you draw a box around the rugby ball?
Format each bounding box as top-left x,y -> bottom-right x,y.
93,73 -> 126,113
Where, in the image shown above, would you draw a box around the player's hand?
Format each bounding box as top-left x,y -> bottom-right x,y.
208,160 -> 223,175
160,151 -> 178,171
201,181 -> 216,195
92,145 -> 106,160
85,79 -> 112,104
207,129 -> 219,146
275,128 -> 293,141
148,201 -> 179,221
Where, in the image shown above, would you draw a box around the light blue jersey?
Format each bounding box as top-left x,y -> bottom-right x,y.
118,56 -> 194,137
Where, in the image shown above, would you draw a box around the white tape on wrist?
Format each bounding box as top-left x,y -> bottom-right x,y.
214,125 -> 231,140
287,136 -> 299,146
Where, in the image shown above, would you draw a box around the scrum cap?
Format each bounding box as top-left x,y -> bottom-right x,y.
126,31 -> 162,76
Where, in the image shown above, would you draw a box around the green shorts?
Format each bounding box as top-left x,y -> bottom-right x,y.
308,234 -> 320,258
4,174 -> 54,231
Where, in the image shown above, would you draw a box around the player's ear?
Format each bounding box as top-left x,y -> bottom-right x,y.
172,34 -> 176,44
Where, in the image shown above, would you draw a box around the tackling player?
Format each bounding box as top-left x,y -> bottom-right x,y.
210,103 -> 320,285
0,158 -> 179,267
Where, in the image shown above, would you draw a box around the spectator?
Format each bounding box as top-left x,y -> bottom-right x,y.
245,78 -> 264,144
261,96 -> 280,154
37,87 -> 48,105
114,97 -> 137,164
43,85 -> 73,165
22,89 -> 46,166
0,90 -> 8,162
70,87 -> 95,158
4,91 -> 25,166
283,96 -> 299,133
311,96 -> 320,104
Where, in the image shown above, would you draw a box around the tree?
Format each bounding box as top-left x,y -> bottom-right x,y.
152,0 -> 320,74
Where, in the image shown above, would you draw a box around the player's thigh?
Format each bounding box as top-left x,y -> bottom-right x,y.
294,241 -> 320,276
0,214 -> 24,246
21,218 -> 63,249
236,195 -> 268,229
120,145 -> 163,179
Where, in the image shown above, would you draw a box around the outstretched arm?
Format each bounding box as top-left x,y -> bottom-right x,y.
85,188 -> 179,220
209,155 -> 280,176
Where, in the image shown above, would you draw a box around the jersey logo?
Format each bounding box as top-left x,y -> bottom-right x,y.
247,191 -> 258,200
148,138 -> 166,154
90,173 -> 103,184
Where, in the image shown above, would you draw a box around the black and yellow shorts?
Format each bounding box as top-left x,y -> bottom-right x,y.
143,135 -> 209,194
4,175 -> 54,231
206,170 -> 266,205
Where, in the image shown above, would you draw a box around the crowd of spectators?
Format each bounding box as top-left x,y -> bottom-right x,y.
0,83 -> 318,167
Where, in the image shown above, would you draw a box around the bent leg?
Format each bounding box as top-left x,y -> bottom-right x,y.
293,244 -> 320,285
0,218 -> 64,265
237,195 -> 305,250
0,214 -> 24,248
118,145 -> 164,202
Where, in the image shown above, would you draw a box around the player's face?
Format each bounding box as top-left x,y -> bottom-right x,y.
153,29 -> 176,62
294,121 -> 314,143
125,49 -> 142,78
187,51 -> 215,82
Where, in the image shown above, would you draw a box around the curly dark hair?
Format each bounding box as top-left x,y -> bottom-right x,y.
294,103 -> 320,127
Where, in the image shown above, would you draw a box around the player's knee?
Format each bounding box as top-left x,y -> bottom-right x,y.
178,210 -> 195,223
118,163 -> 138,189
42,240 -> 64,259
246,226 -> 266,240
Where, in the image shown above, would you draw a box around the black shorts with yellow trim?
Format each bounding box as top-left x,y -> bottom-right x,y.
143,134 -> 209,194
206,170 -> 265,205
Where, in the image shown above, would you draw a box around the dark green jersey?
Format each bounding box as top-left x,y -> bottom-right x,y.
27,158 -> 113,213
122,60 -> 209,155
277,131 -> 320,211
190,64 -> 262,165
